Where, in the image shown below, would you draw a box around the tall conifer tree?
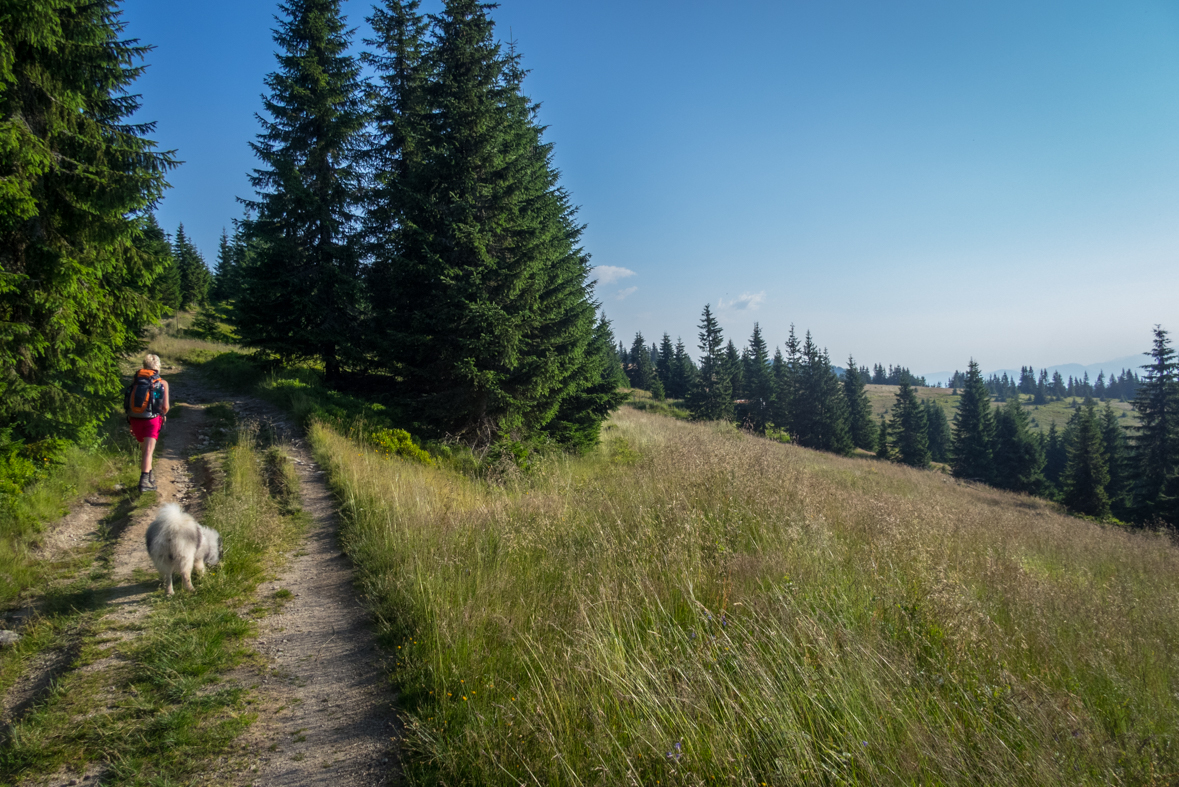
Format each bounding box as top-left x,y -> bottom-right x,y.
669,337 -> 694,399
543,314 -> 628,451
1063,401 -> 1111,518
686,305 -> 733,421
212,228 -> 244,303
951,360 -> 995,482
1130,326 -> 1179,524
366,0 -> 600,443
724,340 -> 744,401
843,355 -> 875,451
173,224 -> 210,309
742,324 -> 773,431
772,326 -> 802,436
889,380 -> 930,467
138,216 -> 180,312
876,413 -> 891,460
238,0 -> 366,381
1044,422 -> 1067,494
0,1 -> 175,444
793,333 -> 851,454
363,0 -> 428,358
656,333 -> 674,391
628,332 -> 655,390
769,347 -> 788,432
924,400 -> 952,463
1100,401 -> 1129,518
992,394 -> 1046,495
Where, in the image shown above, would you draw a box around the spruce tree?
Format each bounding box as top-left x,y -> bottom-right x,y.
543,314 -> 628,451
173,224 -> 211,309
889,380 -> 930,467
212,228 -> 244,304
1100,401 -> 1129,519
238,0 -> 366,382
724,340 -> 744,401
139,215 -> 181,312
1044,422 -> 1067,494
368,0 -> 602,442
1063,401 -> 1111,518
656,333 -> 674,391
924,400 -> 952,463
793,334 -> 852,454
363,0 -> 428,358
628,332 -> 655,390
669,337 -> 694,399
1130,326 -> 1179,524
772,326 -> 802,436
685,305 -> 733,421
765,348 -> 783,426
1034,370 -> 1048,405
0,0 -> 176,445
876,413 -> 891,460
742,324 -> 773,431
992,394 -> 1046,495
951,360 -> 995,482
843,355 -> 876,451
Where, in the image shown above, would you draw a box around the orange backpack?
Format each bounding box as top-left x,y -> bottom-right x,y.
125,369 -> 163,419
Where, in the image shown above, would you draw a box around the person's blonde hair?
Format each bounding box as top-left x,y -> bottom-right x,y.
144,354 -> 161,371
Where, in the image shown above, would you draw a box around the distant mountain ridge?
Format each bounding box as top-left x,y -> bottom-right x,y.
923,354 -> 1150,388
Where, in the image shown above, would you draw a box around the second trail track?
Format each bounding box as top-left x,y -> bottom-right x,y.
2,363 -> 400,787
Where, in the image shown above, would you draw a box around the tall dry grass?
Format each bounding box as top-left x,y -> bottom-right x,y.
312,409 -> 1179,786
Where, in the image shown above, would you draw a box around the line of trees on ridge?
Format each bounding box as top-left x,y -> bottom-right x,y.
947,366 -> 1141,403
623,307 -> 1178,529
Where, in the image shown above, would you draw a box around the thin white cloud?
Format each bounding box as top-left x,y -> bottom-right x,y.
615,286 -> 638,301
593,265 -> 636,285
718,291 -> 766,311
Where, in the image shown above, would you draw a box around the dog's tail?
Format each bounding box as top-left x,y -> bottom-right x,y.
158,503 -> 183,519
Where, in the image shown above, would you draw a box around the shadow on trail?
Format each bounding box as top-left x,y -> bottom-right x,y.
0,482 -> 159,741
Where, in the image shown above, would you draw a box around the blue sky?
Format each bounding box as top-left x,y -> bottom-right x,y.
122,0 -> 1179,375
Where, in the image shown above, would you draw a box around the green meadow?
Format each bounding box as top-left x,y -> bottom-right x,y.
313,404 -> 1179,786
863,384 -> 1138,434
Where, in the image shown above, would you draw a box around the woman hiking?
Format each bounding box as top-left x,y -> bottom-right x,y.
125,354 -> 170,492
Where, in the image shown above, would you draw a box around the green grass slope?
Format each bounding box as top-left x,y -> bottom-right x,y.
312,406 -> 1179,786
864,384 -> 1138,433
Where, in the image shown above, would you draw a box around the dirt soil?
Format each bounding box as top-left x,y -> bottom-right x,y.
215,402 -> 399,786
2,367 -> 400,786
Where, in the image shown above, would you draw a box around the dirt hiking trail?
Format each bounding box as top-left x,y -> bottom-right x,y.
214,395 -> 399,786
1,366 -> 400,786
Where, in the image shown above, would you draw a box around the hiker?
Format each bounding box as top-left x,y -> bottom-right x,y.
126,354 -> 170,493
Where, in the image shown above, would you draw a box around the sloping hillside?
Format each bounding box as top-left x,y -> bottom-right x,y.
315,405 -> 1179,786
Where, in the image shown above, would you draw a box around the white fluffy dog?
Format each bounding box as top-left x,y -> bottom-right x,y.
145,504 -> 223,595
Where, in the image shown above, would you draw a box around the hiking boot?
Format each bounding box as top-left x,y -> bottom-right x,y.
139,471 -> 156,492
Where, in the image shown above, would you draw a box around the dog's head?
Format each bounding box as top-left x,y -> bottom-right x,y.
201,527 -> 224,567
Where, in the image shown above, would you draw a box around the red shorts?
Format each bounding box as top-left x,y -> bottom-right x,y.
130,416 -> 163,443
